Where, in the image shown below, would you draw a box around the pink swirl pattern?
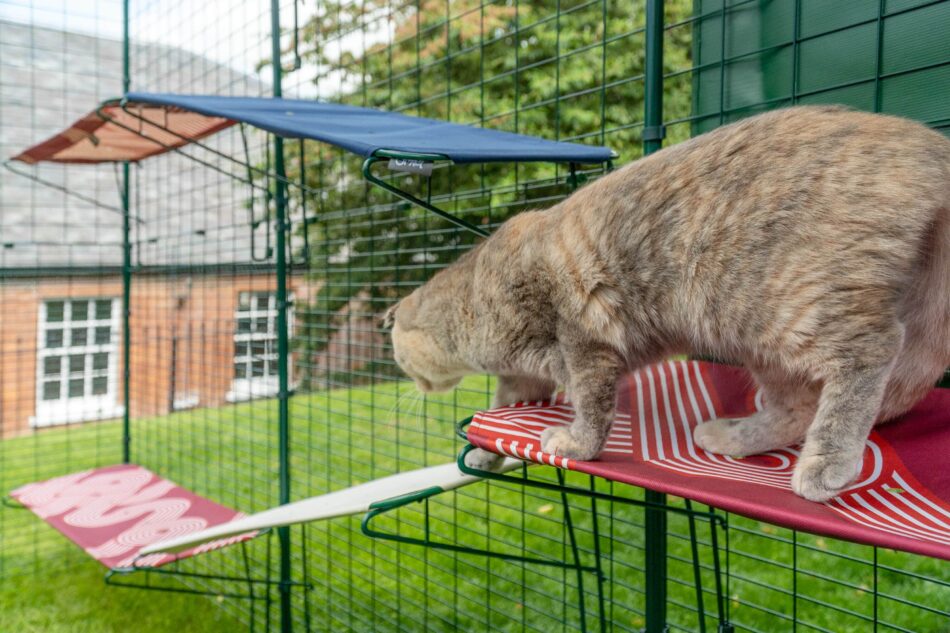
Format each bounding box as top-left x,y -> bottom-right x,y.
11,465 -> 255,568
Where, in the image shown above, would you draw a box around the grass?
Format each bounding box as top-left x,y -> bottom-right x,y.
1,377 -> 948,632
0,564 -> 239,632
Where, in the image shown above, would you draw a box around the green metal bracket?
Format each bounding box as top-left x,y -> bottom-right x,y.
360,480 -> 599,573
456,416 -> 732,631
454,443 -> 724,526
361,153 -> 490,237
103,532 -> 310,601
368,485 -> 445,511
104,566 -> 284,600
360,466 -> 603,633
567,162 -> 588,191
1,495 -> 24,509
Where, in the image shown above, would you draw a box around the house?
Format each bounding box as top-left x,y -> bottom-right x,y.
0,19 -> 311,435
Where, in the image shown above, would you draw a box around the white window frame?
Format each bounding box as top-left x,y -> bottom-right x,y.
33,298 -> 124,427
226,292 -> 293,403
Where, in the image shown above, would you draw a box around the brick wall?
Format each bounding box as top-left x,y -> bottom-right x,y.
0,273 -> 308,435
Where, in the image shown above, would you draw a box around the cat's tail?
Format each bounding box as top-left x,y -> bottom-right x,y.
880,199 -> 950,420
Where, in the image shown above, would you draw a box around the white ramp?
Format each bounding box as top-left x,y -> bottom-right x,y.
141,458 -> 523,555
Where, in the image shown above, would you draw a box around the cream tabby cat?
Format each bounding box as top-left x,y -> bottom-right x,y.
384,106 -> 950,501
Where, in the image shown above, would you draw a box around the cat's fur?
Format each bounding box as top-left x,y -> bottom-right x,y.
384,106 -> 950,501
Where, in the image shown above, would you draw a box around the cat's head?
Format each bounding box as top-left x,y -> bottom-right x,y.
382,289 -> 472,393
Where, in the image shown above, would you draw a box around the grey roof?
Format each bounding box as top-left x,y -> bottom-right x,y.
1,19 -> 268,270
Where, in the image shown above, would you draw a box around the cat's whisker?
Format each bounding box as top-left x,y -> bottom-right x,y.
387,382 -> 418,421
386,381 -> 427,426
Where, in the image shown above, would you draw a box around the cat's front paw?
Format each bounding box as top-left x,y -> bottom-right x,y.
463,447 -> 504,472
791,450 -> 863,501
540,426 -> 600,461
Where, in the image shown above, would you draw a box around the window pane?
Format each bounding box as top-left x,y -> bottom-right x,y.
268,359 -> 278,376
254,316 -> 268,332
237,318 -> 252,334
69,355 -> 85,374
95,300 -> 112,320
235,341 -> 249,357
68,378 -> 85,398
252,359 -> 265,377
250,340 -> 266,357
91,376 -> 108,395
71,328 -> 88,346
46,301 -> 65,322
71,301 -> 89,321
238,292 -> 251,311
94,327 -> 111,344
234,362 -> 246,379
255,294 -> 270,311
92,353 -> 108,371
46,329 -> 64,348
42,381 -> 60,401
43,356 -> 61,376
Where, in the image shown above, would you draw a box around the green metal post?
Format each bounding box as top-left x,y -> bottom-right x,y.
121,0 -> 131,464
643,1 -> 667,631
270,2 -> 293,631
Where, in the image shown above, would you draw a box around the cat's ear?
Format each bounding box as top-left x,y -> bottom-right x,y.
381,302 -> 399,330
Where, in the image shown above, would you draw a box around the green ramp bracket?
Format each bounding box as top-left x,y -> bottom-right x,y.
361,466 -> 607,633
456,417 -> 733,633
361,151 -> 490,238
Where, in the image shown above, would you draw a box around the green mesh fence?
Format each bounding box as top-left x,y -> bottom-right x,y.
1,0 -> 948,632
0,0 -> 128,580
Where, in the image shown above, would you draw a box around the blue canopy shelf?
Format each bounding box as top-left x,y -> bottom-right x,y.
9,93 -> 616,237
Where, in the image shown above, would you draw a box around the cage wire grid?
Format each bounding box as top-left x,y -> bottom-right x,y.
0,0 -> 128,581
0,0 -> 949,632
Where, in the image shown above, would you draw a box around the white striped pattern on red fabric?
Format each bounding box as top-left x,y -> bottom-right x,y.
470,360 -> 950,548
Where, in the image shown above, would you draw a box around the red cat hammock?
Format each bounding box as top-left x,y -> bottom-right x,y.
10,464 -> 255,569
467,360 -> 950,561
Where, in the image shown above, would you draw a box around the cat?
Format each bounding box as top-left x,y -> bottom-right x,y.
383,106 -> 950,502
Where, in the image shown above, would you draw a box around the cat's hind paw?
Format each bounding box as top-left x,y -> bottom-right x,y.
463,447 -> 504,472
693,418 -> 755,457
791,450 -> 863,502
540,426 -> 600,461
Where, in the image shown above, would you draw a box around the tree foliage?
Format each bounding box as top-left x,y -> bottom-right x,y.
284,0 -> 694,386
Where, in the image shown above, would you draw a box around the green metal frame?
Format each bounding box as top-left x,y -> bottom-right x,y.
361,153 -> 490,237
104,532 -> 313,633
4,0 -> 947,632
104,537 -> 273,601
268,2 -> 294,630
361,479 -> 600,573
121,0 -> 132,467
453,421 -> 734,633
91,102 -> 610,243
361,152 -> 614,238
360,465 -> 607,633
4,488 -> 293,630
0,160 -> 130,219
642,3 -> 668,631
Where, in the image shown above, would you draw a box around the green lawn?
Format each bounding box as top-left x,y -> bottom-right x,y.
1,378 -> 947,632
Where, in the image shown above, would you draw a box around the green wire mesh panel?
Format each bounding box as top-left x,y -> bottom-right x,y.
689,0 -> 950,135
285,1 -> 685,630
674,0 -> 950,631
0,0 -> 128,579
121,1 -> 285,627
0,0 -> 948,632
